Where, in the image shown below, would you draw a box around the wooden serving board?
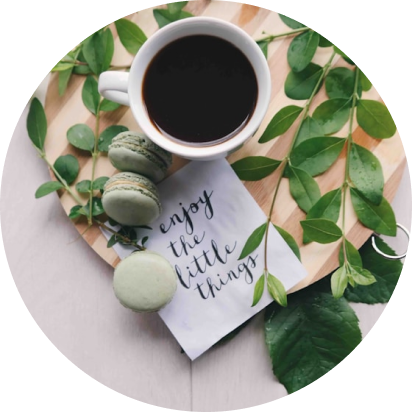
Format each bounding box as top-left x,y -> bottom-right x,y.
44,0 -> 406,292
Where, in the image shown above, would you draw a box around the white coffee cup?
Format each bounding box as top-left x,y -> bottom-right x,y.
98,17 -> 271,161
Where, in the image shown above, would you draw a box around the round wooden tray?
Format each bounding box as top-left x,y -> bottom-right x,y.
44,1 -> 406,292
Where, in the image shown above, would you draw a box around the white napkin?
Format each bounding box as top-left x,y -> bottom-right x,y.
105,159 -> 308,360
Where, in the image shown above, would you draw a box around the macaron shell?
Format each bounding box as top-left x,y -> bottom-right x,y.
102,185 -> 161,226
113,251 -> 177,312
109,145 -> 166,183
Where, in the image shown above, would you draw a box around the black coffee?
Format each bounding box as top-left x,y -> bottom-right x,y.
143,35 -> 258,145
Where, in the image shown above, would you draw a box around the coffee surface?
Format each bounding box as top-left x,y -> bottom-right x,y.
143,35 -> 258,145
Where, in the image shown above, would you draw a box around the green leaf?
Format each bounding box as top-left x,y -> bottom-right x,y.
100,99 -> 121,112
231,156 -> 281,181
267,274 -> 287,307
359,70 -> 372,92
53,155 -> 79,185
265,279 -> 361,393
69,205 -> 86,219
153,9 -> 193,28
58,69 -> 73,96
167,1 -> 188,14
259,105 -> 303,143
238,223 -> 267,260
331,266 -> 349,298
287,30 -> 319,73
312,98 -> 351,135
141,236 -> 149,246
357,100 -> 396,139
93,176 -> 109,190
76,180 -> 92,193
288,166 -> 321,213
27,98 -> 47,150
338,239 -> 362,267
82,76 -> 100,115
290,137 -> 345,176
256,39 -> 269,58
82,29 -> 114,75
285,63 -> 323,100
274,225 -> 301,261
300,218 -> 342,244
35,181 -> 64,198
325,67 -> 361,100
72,51 -> 92,74
115,19 -> 147,55
67,124 -> 95,152
98,125 -> 129,152
83,197 -> 105,217
350,188 -> 396,236
52,61 -> 75,72
345,237 -> 403,303
348,265 -> 376,286
295,117 -> 324,146
318,35 -> 332,48
349,143 -> 383,205
107,234 -> 119,248
333,46 -> 355,65
278,14 -> 306,29
252,274 -> 265,307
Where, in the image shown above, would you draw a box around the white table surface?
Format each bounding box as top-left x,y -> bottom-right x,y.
1,95 -> 410,411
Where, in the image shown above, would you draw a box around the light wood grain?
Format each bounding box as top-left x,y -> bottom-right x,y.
44,0 -> 406,293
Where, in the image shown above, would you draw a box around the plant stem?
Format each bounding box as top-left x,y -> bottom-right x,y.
341,67 -> 360,264
263,51 -> 336,272
257,27 -> 310,43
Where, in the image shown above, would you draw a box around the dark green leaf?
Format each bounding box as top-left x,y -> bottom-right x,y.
141,236 -> 149,246
259,105 -> 303,143
300,218 -> 342,244
295,117 -> 324,146
53,155 -> 79,185
274,225 -> 301,261
238,223 -> 267,260
359,70 -> 372,92
98,125 -> 129,152
256,39 -> 269,58
76,180 -> 92,193
252,274 -> 265,307
35,181 -> 64,198
288,166 -> 321,213
312,98 -> 351,135
115,19 -> 147,55
67,124 -> 95,152
285,63 -> 323,100
350,188 -> 396,236
267,274 -> 287,307
107,234 -> 119,248
93,176 -> 110,190
265,279 -> 361,393
83,197 -> 105,217
153,9 -> 193,28
58,69 -> 73,96
82,75 -> 100,115
287,31 -> 319,72
27,98 -> 47,150
290,137 -> 345,176
100,99 -> 121,112
331,266 -> 348,298
325,67 -> 361,100
318,35 -> 332,48
338,239 -> 362,267
278,14 -> 306,29
349,143 -> 383,205
348,265 -> 376,286
69,205 -> 86,219
345,237 -> 403,303
333,46 -> 355,65
357,100 -> 396,139
82,29 -> 114,75
231,156 -> 281,181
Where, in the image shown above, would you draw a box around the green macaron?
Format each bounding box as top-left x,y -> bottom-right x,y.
113,251 -> 177,312
102,172 -> 161,226
108,131 -> 172,183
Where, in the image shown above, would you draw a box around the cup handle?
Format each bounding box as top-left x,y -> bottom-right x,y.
98,71 -> 130,106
